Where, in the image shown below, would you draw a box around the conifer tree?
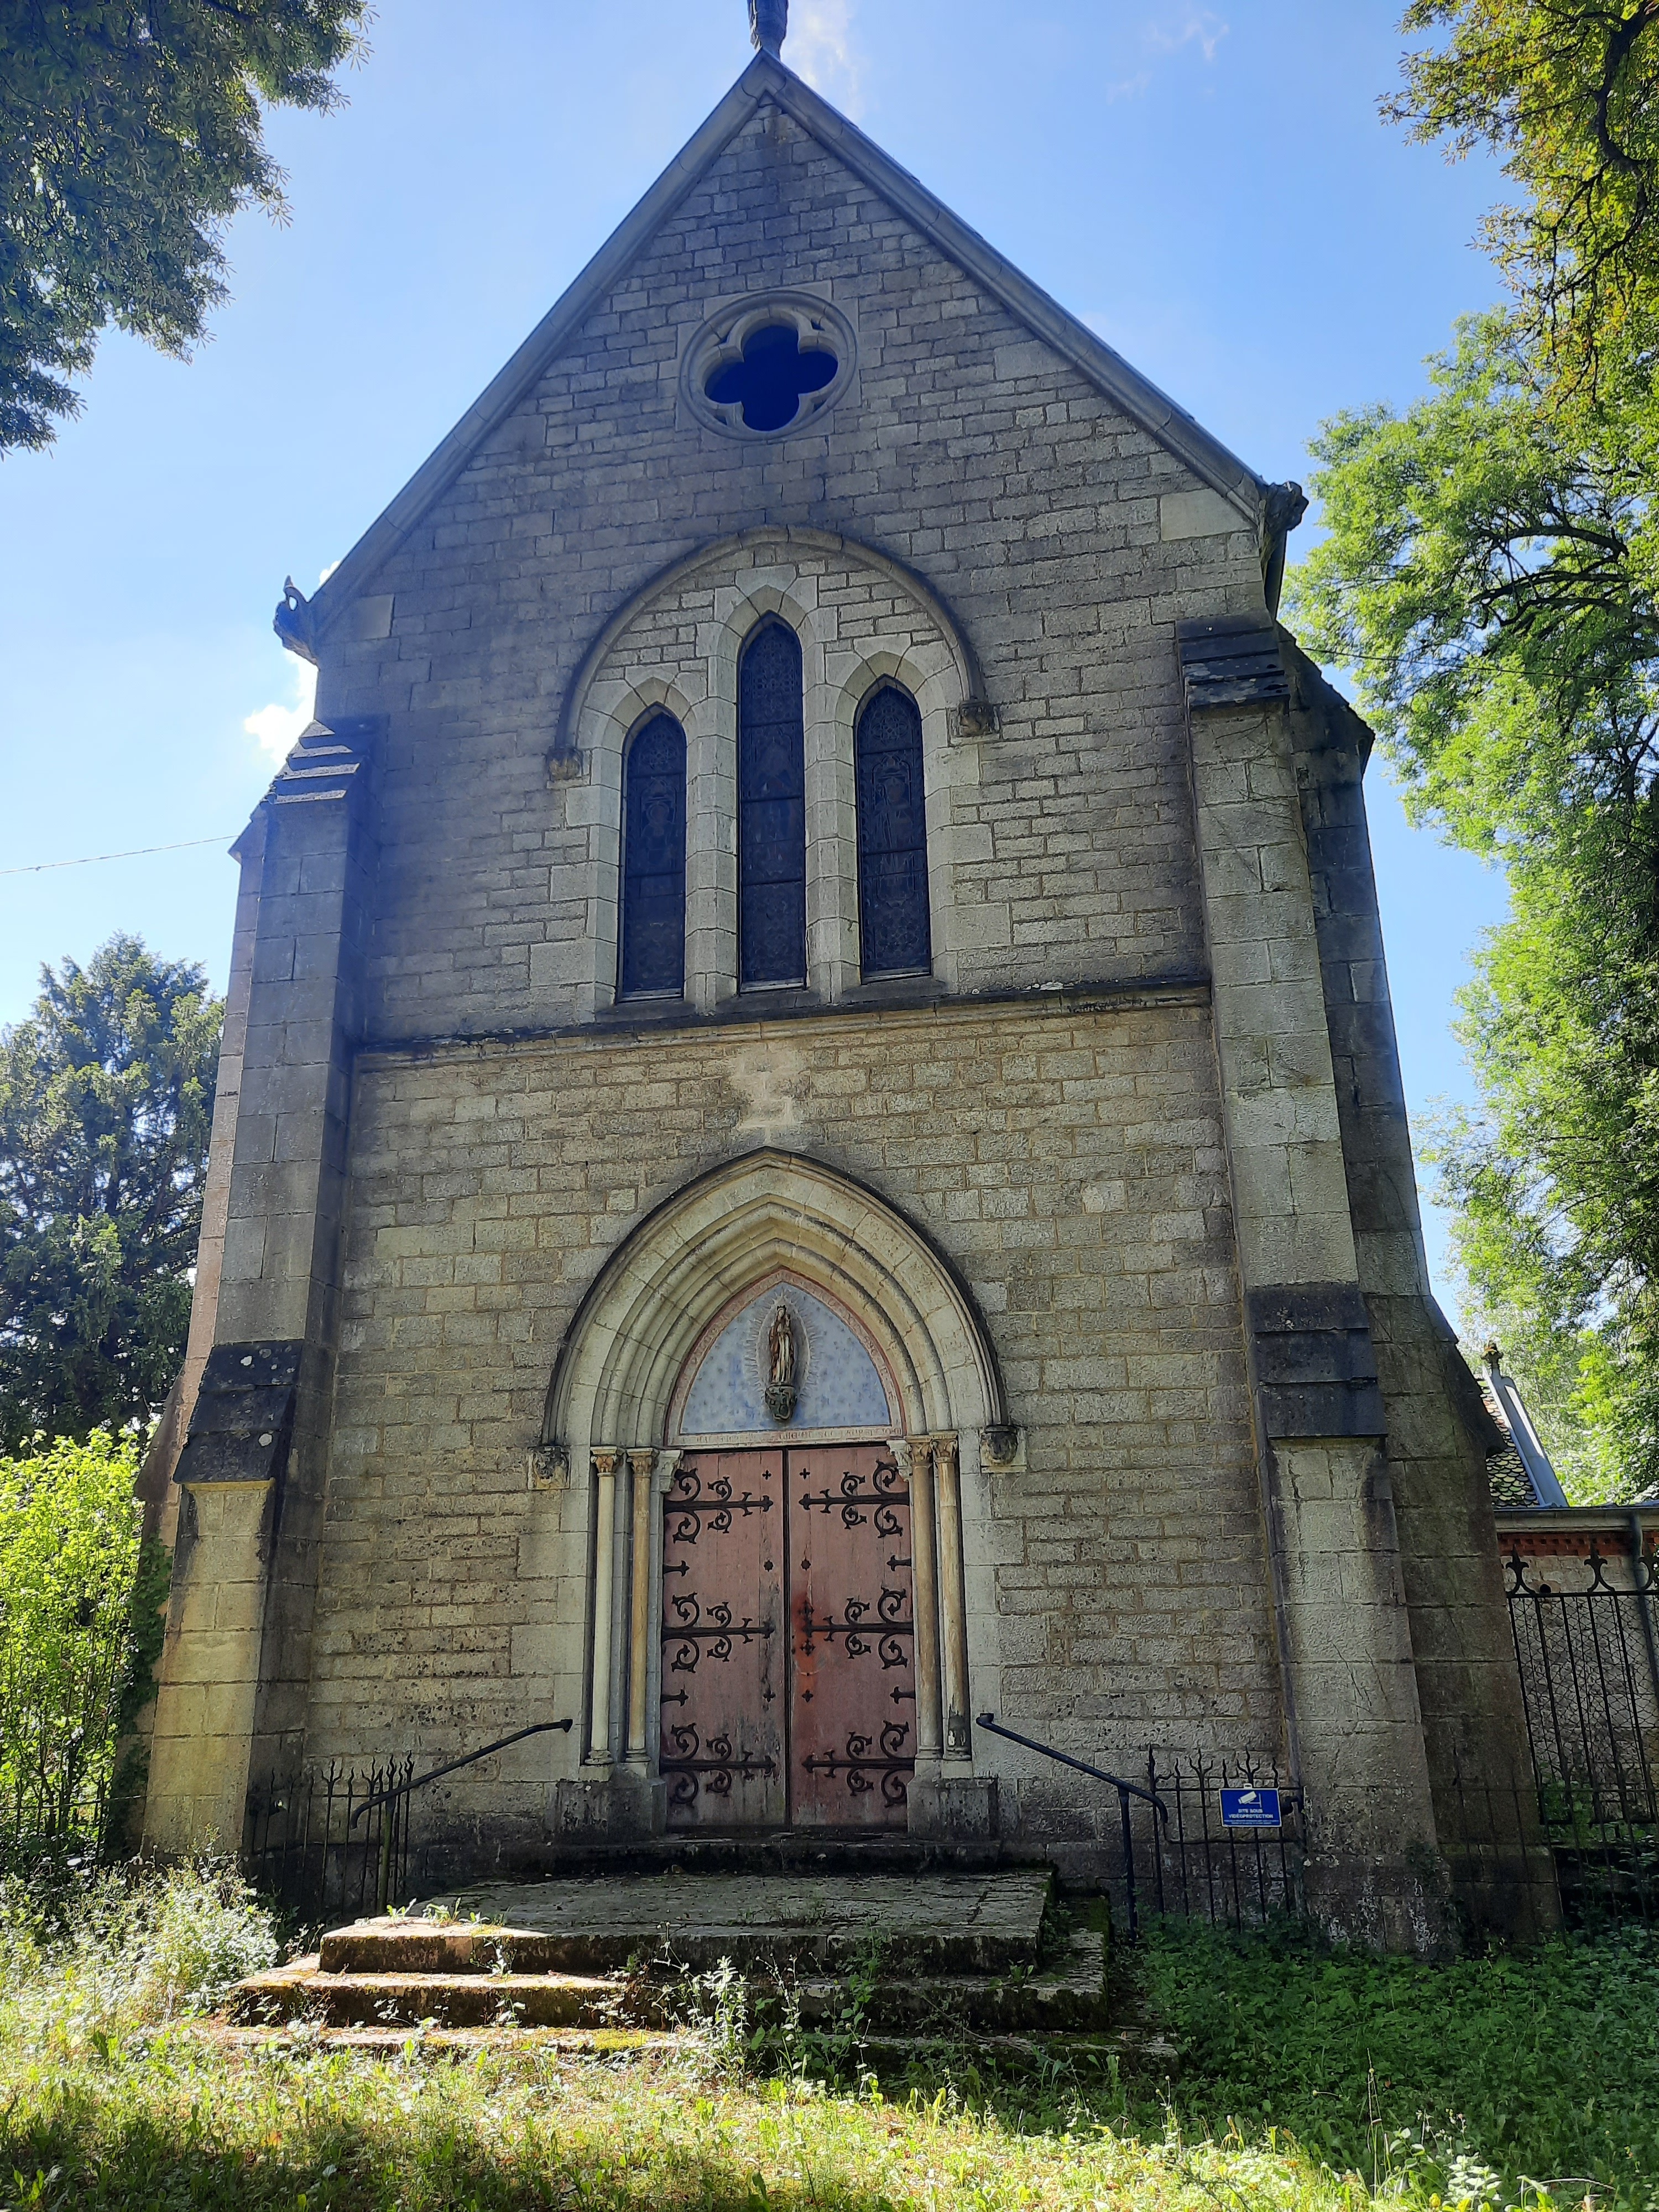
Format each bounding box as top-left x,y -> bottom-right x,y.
0,937 -> 221,1451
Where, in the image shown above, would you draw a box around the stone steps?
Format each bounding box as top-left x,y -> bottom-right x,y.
382,1866 -> 1058,1977
224,1868 -> 1117,2049
204,2021 -> 688,2058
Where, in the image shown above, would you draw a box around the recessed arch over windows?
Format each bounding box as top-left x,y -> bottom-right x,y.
618,712 -> 687,999
552,530 -> 991,1019
738,619 -> 806,989
855,682 -> 932,979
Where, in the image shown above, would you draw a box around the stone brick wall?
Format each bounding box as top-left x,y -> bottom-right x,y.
302,993 -> 1280,1855
137,65 -> 1547,1930
308,105 -> 1264,1048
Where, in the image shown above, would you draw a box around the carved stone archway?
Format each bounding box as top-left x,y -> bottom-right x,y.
539,1149 -> 1013,1839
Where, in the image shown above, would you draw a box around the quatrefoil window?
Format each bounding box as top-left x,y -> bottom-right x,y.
682,292 -> 858,442
707,324 -> 838,433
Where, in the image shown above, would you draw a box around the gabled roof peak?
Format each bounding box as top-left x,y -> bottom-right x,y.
278,49 -> 1284,660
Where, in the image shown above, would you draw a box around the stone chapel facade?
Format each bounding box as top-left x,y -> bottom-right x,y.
136,38 -> 1547,1944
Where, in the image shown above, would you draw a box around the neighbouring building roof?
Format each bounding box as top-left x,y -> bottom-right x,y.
1480,1346 -> 1570,1510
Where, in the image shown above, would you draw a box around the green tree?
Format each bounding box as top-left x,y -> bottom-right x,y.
1391,1 -> 1659,399
0,1430 -> 147,1842
1287,311 -> 1659,1496
1,0 -> 368,454
0,936 -> 222,1454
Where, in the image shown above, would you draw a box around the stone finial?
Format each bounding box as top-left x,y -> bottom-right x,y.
749,0 -> 787,57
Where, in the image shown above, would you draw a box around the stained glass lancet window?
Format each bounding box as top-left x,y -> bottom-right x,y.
738,620 -> 807,988
618,713 -> 687,999
855,684 -> 932,978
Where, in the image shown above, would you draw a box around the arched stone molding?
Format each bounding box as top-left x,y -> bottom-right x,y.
554,527 -> 990,759
537,1149 -> 1010,1809
545,529 -> 994,1017
539,1149 -> 1008,1458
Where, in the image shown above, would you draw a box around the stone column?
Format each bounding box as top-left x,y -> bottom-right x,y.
933,1433 -> 973,1764
1284,635 -> 1557,1937
141,1477 -> 274,1849
1180,617 -> 1446,1948
587,1449 -> 620,1769
625,1449 -> 656,1766
901,1437 -> 944,1774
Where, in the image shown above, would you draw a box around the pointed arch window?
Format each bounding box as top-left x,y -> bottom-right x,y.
738,619 -> 806,988
618,713 -> 687,999
855,683 -> 932,978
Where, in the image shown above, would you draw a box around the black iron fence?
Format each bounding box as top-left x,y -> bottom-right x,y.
1505,1544 -> 1659,1921
977,1718 -> 1306,1936
244,1758 -> 416,1922
1135,1747 -> 1306,1929
243,1721 -> 575,1922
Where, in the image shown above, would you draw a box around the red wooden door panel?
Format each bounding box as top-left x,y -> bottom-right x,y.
660,1450 -> 785,1828
787,1443 -> 916,1828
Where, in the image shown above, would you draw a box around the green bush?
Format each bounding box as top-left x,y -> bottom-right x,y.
0,1431 -> 154,1845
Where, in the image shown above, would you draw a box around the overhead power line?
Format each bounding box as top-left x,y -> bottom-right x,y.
0,834 -> 237,879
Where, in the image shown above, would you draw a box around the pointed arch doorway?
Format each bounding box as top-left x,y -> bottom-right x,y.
660,1280 -> 917,1831
538,1150 -> 1011,1840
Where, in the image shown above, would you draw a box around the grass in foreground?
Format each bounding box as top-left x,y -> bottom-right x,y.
0,1864 -> 1652,2212
1128,1918 -> 1659,2202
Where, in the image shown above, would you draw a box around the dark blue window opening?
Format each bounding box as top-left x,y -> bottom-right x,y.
738,620 -> 807,988
855,684 -> 932,979
706,324 -> 838,434
618,713 -> 687,999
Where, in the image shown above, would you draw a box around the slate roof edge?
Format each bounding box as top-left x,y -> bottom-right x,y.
757,59 -> 1269,525
293,55 -> 1276,648
298,66 -> 771,637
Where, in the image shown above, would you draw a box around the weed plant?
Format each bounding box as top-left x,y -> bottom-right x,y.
0,1867 -> 1653,2211
1126,1918 -> 1659,2209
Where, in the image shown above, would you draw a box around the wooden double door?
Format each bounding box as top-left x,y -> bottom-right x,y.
659,1444 -> 916,1829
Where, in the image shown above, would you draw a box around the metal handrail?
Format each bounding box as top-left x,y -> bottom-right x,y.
349,1718 -> 575,1913
348,1719 -> 575,1827
975,1711 -> 1167,1938
975,1713 -> 1167,1813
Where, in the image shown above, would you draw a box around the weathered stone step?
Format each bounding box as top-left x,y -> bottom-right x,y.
204,2021 -> 686,2059
229,1928 -> 1105,2035
229,1958 -> 624,2029
785,1931 -> 1106,2034
336,1867 -> 1055,1978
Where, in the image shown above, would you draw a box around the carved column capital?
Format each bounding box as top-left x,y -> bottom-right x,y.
592,1446 -> 622,1478
652,1447 -> 684,1494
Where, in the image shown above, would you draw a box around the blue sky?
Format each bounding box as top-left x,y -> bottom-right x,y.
0,0 -> 1510,1307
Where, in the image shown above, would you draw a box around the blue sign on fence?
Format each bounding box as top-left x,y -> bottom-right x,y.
1220,1787 -> 1282,1829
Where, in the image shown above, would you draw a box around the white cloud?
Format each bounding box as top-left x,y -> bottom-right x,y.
244,656 -> 318,765
789,1 -> 867,120
1108,8 -> 1229,99
1147,8 -> 1229,63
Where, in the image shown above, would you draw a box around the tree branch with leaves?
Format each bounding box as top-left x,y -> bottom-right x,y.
0,0 -> 369,452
